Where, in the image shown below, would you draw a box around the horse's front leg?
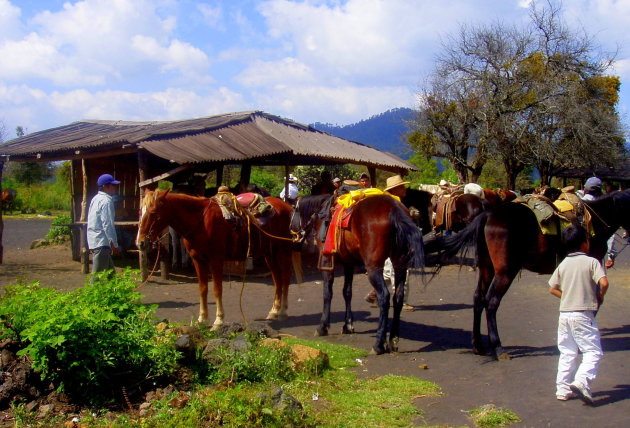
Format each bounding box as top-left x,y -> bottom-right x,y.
192,257 -> 210,324
341,263 -> 355,334
388,267 -> 407,352
315,270 -> 335,337
209,258 -> 225,329
368,267 -> 390,355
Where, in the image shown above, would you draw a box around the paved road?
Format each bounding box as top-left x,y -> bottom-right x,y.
1,217 -> 52,250
1,219 -> 629,427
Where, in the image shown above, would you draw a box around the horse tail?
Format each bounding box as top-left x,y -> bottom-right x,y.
389,203 -> 424,269
438,209 -> 490,263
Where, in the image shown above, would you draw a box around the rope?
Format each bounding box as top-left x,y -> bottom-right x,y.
136,241 -> 162,289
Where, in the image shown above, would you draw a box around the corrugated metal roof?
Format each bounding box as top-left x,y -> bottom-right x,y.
0,111 -> 417,172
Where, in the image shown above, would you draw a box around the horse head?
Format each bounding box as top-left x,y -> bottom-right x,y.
136,189 -> 170,250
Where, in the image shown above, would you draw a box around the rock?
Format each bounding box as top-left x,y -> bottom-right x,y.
215,322 -> 245,338
258,388 -> 303,414
259,338 -> 287,349
0,349 -> 16,370
30,239 -> 48,249
168,391 -> 189,409
37,404 -> 54,418
290,344 -> 329,372
228,334 -> 251,353
246,321 -> 280,339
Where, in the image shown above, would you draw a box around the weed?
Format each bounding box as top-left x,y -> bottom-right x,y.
468,404 -> 522,427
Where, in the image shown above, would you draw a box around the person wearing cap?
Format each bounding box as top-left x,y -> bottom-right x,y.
580,177 -> 617,269
581,177 -> 602,201
365,174 -> 415,311
280,174 -> 299,205
87,173 -> 121,274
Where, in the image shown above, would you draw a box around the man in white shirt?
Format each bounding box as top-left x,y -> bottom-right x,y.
87,173 -> 120,273
280,174 -> 299,205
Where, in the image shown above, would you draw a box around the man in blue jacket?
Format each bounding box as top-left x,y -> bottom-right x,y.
87,173 -> 120,273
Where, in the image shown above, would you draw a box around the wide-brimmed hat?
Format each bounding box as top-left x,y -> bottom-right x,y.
286,174 -> 297,182
384,175 -> 410,192
97,173 -> 120,186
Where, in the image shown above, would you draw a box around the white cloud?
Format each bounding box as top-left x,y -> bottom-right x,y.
256,0 -> 499,84
0,0 -> 22,40
197,2 -> 223,29
0,83 -> 248,133
235,57 -> 315,87
253,84 -> 415,125
0,0 -> 211,87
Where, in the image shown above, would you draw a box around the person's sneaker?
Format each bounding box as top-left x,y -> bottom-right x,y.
556,392 -> 578,401
569,383 -> 594,405
402,303 -> 415,312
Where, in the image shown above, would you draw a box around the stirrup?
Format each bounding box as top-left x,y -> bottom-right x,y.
318,252 -> 334,271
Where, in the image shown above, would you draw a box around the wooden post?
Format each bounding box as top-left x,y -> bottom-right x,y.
80,159 -> 89,274
138,150 -> 149,280
0,159 -> 4,264
368,166 -> 377,187
216,164 -> 224,187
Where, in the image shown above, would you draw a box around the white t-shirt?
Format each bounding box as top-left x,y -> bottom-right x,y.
548,252 -> 606,312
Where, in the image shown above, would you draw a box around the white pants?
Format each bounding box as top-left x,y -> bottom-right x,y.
556,311 -> 602,397
383,258 -> 409,304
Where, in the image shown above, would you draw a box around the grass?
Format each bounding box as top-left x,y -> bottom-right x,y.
468,404 -> 522,428
51,337 -> 442,428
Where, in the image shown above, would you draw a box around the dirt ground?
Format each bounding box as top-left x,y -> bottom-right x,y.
1,218 -> 629,427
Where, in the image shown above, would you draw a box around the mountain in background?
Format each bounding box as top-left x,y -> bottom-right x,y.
310,107 -> 416,158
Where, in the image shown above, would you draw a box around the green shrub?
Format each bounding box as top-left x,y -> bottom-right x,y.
0,270 -> 180,403
46,214 -> 72,240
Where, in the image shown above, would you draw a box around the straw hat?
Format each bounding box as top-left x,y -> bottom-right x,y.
384,175 -> 410,192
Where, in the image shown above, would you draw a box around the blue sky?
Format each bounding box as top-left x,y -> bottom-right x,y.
0,0 -> 628,138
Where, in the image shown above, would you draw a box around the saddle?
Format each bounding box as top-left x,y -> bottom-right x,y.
214,191 -> 272,223
433,190 -> 464,231
515,194 -> 576,236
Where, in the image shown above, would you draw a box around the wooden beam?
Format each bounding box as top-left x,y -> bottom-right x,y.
138,164 -> 192,188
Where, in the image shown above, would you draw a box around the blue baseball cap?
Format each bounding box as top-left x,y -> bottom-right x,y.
97,174 -> 120,186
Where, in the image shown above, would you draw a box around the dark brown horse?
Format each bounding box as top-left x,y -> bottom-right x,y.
137,189 -> 294,327
432,189 -> 630,359
433,192 -> 488,233
293,193 -> 425,355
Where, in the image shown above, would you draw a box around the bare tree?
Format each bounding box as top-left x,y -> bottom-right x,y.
410,0 -> 625,189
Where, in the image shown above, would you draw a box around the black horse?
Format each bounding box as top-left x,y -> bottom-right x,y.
431,189 -> 630,359
292,193 -> 425,354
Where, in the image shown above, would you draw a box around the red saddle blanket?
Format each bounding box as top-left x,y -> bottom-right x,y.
235,192 -> 258,207
322,205 -> 353,255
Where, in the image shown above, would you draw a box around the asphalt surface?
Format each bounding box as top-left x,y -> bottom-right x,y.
1,219 -> 629,427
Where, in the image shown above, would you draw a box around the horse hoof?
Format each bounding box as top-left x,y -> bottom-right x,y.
314,328 -> 328,337
369,346 -> 387,356
342,325 -> 355,335
472,347 -> 487,356
266,312 -> 278,320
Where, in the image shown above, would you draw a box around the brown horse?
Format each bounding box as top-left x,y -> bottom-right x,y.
293,194 -> 425,355
1,189 -> 17,213
433,192 -> 487,233
431,189 -> 630,359
136,189 -> 294,327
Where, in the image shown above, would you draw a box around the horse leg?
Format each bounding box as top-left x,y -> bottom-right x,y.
368,267 -> 390,355
192,258 -> 210,324
485,272 -> 515,360
341,263 -> 355,334
472,265 -> 493,356
265,251 -> 291,320
388,266 -> 406,352
209,258 -> 225,329
315,269 -> 335,337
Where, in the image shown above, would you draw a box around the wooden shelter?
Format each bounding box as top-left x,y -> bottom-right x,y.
554,157 -> 630,189
0,111 -> 417,270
